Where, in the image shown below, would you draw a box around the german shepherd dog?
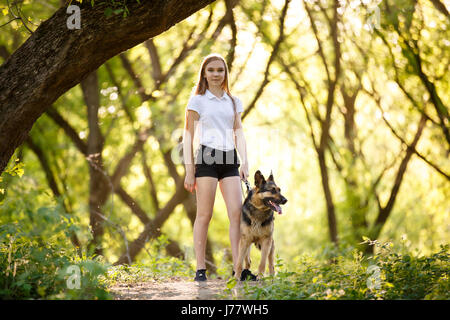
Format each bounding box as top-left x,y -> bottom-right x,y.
235,170 -> 287,280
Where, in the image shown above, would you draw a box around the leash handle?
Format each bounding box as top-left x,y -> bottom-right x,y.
241,178 -> 251,193
240,179 -> 250,202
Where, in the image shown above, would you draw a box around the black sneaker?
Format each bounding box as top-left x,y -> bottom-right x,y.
232,269 -> 258,281
194,269 -> 207,281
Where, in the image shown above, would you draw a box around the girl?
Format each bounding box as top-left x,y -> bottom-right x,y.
183,53 -> 252,281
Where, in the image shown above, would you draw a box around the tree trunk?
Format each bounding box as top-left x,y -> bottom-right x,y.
317,148 -> 339,244
365,113 -> 427,254
0,0 -> 216,175
81,71 -> 109,256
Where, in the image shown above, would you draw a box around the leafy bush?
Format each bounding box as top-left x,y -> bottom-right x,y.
0,210 -> 111,300
226,240 -> 449,300
0,162 -> 112,300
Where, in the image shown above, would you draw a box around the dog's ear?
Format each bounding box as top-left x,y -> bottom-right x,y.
268,170 -> 274,182
254,170 -> 266,188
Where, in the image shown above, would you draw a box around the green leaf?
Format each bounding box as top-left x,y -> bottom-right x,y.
226,278 -> 237,289
104,7 -> 113,17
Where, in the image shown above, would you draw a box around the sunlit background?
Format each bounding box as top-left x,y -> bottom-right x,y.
0,0 -> 449,274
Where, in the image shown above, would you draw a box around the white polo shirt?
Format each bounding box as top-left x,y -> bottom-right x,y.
186,89 -> 244,152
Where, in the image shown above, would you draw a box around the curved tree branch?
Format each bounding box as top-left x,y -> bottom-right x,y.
0,0 -> 216,175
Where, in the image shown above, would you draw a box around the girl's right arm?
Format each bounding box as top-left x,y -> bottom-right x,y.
183,110 -> 199,192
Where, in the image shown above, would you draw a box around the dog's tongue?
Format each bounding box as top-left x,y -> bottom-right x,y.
270,201 -> 282,214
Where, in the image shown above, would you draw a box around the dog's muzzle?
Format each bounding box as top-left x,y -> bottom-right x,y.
267,195 -> 287,215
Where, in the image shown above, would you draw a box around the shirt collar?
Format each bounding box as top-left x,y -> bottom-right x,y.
205,89 -> 228,101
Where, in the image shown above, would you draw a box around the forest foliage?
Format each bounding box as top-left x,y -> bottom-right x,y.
0,0 -> 448,299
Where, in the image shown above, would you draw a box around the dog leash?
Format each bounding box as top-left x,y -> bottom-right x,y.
241,178 -> 251,201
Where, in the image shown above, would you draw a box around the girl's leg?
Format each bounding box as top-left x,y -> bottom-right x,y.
218,175 -> 242,271
194,176 -> 218,270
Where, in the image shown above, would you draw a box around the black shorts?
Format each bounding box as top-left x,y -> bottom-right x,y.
194,144 -> 240,181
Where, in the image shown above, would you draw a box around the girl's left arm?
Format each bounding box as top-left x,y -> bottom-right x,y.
234,114 -> 249,180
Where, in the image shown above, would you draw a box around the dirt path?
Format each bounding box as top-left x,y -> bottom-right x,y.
110,278 -> 237,300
